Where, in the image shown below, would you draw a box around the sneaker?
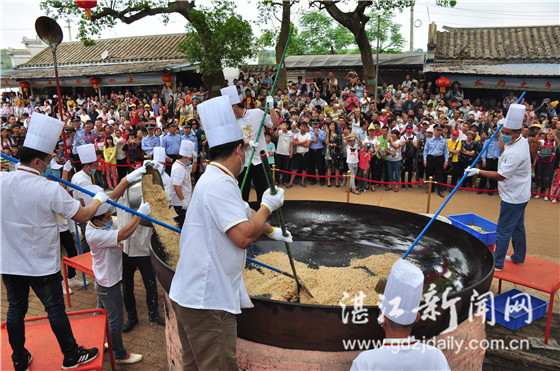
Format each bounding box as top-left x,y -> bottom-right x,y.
13,351 -> 32,371
67,276 -> 84,288
505,255 -> 524,265
62,346 -> 98,369
552,199 -> 557,204
534,194 -> 540,199
62,282 -> 73,295
544,196 -> 549,201
494,267 -> 502,272
115,353 -> 142,365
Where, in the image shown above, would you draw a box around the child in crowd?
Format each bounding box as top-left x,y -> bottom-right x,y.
357,143 -> 371,192
103,136 -> 118,189
345,133 -> 361,195
82,166 -> 148,365
265,132 -> 276,167
1,146 -> 12,171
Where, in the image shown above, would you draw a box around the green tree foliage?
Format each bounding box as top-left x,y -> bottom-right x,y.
365,12 -> 406,53
1,49 -> 13,71
297,11 -> 354,54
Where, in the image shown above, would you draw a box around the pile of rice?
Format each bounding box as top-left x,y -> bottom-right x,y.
142,174 -> 181,267
243,251 -> 409,306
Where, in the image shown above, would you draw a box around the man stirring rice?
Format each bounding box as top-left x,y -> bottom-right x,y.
169,96 -> 292,370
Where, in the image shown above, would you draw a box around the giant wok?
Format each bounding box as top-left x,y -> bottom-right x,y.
150,201 -> 494,351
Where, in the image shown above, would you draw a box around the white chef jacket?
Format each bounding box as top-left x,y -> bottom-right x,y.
71,169 -> 93,202
161,171 -> 172,197
497,136 -> 531,204
238,109 -> 273,166
170,161 -> 192,207
350,337 -> 450,371
85,222 -> 122,287
169,162 -> 253,314
1,167 -> 80,276
117,190 -> 153,257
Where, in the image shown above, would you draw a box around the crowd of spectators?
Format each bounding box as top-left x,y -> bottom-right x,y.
1,71 -> 559,202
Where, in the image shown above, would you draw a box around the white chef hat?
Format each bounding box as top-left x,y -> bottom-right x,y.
503,103 -> 526,130
220,85 -> 242,106
180,140 -> 195,157
50,158 -> 63,170
82,185 -> 111,216
23,113 -> 64,154
153,146 -> 166,163
77,144 -> 96,164
198,96 -> 243,148
380,258 -> 424,326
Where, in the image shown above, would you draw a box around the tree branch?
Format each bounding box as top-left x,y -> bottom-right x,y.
90,2 -> 191,23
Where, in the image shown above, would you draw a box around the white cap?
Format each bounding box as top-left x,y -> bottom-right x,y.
50,158 -> 62,170
220,85 -> 241,105
77,144 -> 97,164
153,146 -> 166,163
23,113 -> 64,154
426,125 -> 434,133
180,140 -> 195,157
108,119 -> 115,125
198,96 -> 243,148
503,103 -> 526,130
82,185 -> 111,216
380,259 -> 424,326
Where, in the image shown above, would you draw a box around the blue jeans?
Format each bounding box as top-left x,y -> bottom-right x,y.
95,281 -> 128,359
387,160 -> 402,185
494,201 -> 528,269
3,272 -> 78,365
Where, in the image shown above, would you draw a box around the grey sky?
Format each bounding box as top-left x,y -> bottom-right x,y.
1,0 -> 559,53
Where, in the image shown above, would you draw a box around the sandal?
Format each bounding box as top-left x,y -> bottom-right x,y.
385,187 -> 392,191
352,190 -> 361,195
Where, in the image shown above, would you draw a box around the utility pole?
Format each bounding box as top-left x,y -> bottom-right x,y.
410,1 -> 414,52
66,19 -> 72,41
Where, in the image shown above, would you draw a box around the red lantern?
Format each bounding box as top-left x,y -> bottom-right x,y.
162,74 -> 174,88
436,77 -> 451,93
19,81 -> 31,97
89,77 -> 101,93
76,0 -> 97,20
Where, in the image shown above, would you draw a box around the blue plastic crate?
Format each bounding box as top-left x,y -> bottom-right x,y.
486,288 -> 548,330
447,213 -> 497,245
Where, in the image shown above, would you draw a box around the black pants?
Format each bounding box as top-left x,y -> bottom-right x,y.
71,153 -> 82,172
60,230 -> 77,279
401,157 -> 415,184
450,161 -> 463,186
276,154 -> 291,184
122,252 -> 160,322
458,160 -> 473,187
308,149 -> 325,185
78,223 -> 89,253
479,158 -> 499,190
427,155 -> 445,192
416,157 -> 425,180
174,205 -> 186,228
166,154 -> 179,176
374,158 -> 387,183
3,272 -> 79,365
116,158 -> 128,181
238,163 -> 268,204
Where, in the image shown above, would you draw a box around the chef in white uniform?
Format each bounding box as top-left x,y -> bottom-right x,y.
169,96 -> 293,370
351,259 -> 451,370
0,113 -> 109,370
465,104 -> 531,271
117,158 -> 166,332
221,85 -> 279,204
170,140 -> 195,227
71,143 -> 97,252
151,146 -> 172,195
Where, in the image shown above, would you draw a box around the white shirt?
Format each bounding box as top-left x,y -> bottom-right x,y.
117,190 -> 153,257
85,222 -> 121,287
346,143 -> 359,164
170,161 -> 192,207
1,168 -> 80,276
162,171 -> 173,197
295,132 -> 311,154
71,170 -> 93,202
351,337 -> 450,371
497,136 -> 532,204
114,136 -> 126,160
169,163 -> 253,314
237,109 -> 273,166
277,130 -> 294,156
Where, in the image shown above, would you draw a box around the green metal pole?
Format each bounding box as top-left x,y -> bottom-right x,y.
240,25 -> 294,193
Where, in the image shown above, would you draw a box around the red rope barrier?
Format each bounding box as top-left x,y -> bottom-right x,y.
58,160 -> 205,167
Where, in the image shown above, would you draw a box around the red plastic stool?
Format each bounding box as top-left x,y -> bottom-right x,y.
1,308 -> 115,371
63,252 -> 95,308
